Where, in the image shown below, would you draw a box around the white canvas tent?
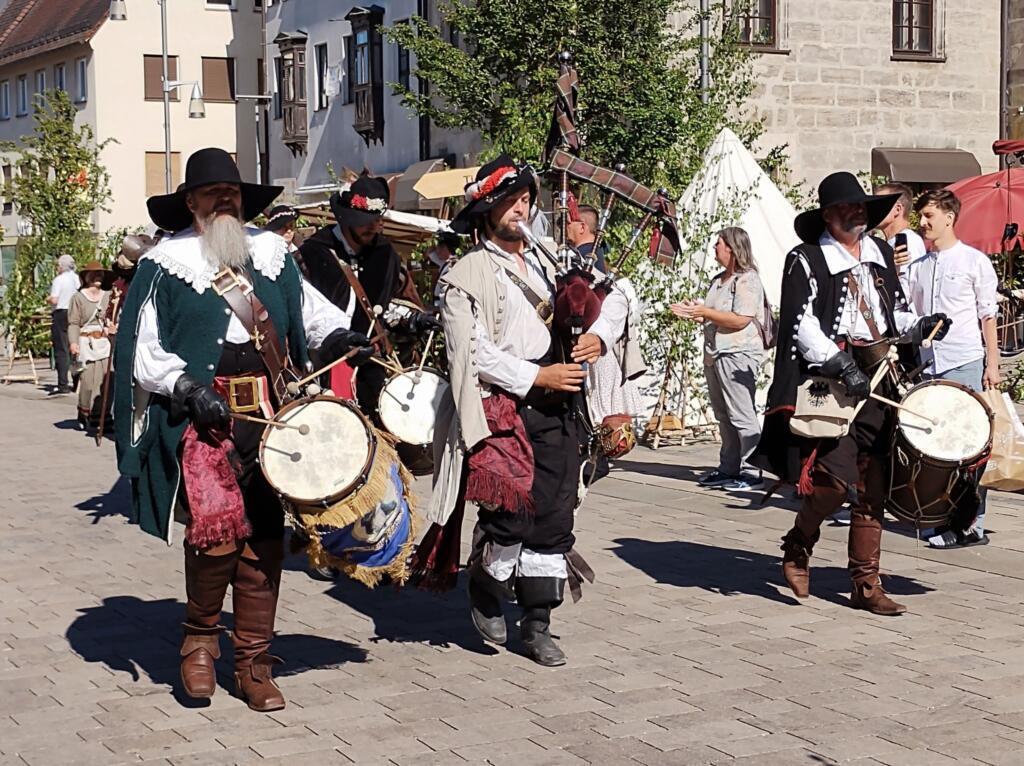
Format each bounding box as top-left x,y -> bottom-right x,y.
677,128 -> 800,307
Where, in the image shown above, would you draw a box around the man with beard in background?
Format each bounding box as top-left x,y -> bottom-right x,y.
296,174 -> 441,421
114,148 -> 370,712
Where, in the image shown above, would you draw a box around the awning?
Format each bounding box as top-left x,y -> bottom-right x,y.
413,166 -> 480,201
871,147 -> 981,185
294,203 -> 450,259
391,158 -> 448,212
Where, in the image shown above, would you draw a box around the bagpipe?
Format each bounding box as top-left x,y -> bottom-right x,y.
535,52 -> 681,348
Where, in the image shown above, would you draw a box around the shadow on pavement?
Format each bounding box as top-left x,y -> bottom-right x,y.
66,595 -> 368,706
308,568 -> 498,656
611,459 -> 711,485
611,538 -> 934,608
53,417 -> 83,431
75,476 -> 133,524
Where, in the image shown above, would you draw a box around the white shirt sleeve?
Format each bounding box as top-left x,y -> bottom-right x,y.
133,297 -> 187,398
975,254 -> 999,321
586,282 -> 628,354
302,279 -> 351,350
796,312 -> 840,366
893,307 -> 920,336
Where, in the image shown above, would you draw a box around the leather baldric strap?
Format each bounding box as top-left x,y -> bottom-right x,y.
498,264 -> 554,327
845,269 -> 882,342
330,250 -> 396,358
212,267 -> 290,402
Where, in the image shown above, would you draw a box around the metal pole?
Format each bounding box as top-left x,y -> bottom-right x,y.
254,101 -> 261,183
161,0 -> 172,192
699,0 -> 710,105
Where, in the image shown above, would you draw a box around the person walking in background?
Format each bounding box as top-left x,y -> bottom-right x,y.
905,189 -> 999,548
262,205 -> 299,252
672,227 -> 766,491
46,254 -> 79,394
876,182 -> 927,273
68,261 -> 113,430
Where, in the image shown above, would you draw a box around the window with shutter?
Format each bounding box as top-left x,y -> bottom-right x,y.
144,55 -> 179,101
202,57 -> 236,102
145,152 -> 181,197
275,31 -> 308,154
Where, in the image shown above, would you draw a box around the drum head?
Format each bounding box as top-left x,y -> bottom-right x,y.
898,381 -> 991,463
260,397 -> 374,504
378,368 -> 450,446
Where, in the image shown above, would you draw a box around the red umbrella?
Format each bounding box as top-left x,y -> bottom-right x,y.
945,167 -> 1024,255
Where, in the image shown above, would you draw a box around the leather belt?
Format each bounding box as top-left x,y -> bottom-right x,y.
213,373 -> 272,416
212,267 -> 290,403
81,330 -> 105,339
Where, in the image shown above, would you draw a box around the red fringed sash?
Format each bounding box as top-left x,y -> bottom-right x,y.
181,425 -> 251,548
464,391 -> 535,515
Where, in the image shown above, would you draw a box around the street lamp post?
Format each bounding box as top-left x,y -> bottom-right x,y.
109,0 -> 205,193
236,95 -> 272,184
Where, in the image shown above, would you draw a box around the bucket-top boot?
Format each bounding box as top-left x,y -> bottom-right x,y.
181,544 -> 241,699
232,540 -> 286,711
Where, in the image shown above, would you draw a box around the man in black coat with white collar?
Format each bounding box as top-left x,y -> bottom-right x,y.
751,172 -> 948,616
296,175 -> 440,419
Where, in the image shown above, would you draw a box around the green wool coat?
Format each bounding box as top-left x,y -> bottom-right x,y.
113,255 -> 310,544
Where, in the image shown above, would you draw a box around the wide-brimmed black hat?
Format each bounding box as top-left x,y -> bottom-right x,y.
146,147 -> 283,233
451,155 -> 538,234
794,171 -> 900,244
263,205 -> 298,233
330,175 -> 390,228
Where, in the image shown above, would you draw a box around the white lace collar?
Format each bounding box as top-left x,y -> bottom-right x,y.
143,226 -> 288,294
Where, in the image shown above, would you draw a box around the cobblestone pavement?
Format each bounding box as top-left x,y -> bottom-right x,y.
3,379 -> 1024,766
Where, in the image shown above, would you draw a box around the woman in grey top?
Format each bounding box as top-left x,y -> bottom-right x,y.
672,227 -> 765,490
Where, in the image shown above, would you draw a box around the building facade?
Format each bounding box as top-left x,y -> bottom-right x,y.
734,0 -> 1002,189
264,0 -> 480,208
0,0 -> 262,264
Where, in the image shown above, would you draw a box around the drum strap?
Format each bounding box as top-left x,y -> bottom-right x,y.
498,264 -> 554,327
331,250 -> 397,358
212,267 -> 290,402
845,270 -> 882,342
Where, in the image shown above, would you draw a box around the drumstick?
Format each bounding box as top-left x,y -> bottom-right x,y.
921,319 -> 944,349
368,355 -> 404,374
290,331 -> 389,391
869,393 -> 939,425
416,329 -> 436,376
230,412 -> 310,434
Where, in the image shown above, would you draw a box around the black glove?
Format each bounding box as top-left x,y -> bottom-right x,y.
172,373 -> 230,430
408,311 -> 442,336
819,350 -> 871,402
321,328 -> 375,367
913,313 -> 951,345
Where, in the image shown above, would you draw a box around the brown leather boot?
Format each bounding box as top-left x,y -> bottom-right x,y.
849,516 -> 906,616
780,476 -> 845,599
780,528 -> 816,599
180,544 -> 241,698
232,540 -> 285,712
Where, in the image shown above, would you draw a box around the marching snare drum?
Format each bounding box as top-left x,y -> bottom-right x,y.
377,367 -> 450,475
259,396 -> 417,586
886,380 -> 993,529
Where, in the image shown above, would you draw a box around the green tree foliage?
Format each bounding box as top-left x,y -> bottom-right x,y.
386,1 -> 767,193
1,90 -> 113,353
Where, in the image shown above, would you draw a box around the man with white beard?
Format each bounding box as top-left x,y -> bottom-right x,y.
113,148 -> 370,712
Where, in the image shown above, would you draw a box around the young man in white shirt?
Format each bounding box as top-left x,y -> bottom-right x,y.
905,189 -> 1000,547
876,182 -> 927,273
46,254 -> 81,393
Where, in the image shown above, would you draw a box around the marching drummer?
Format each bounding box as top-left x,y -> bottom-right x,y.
750,171 -> 949,616
414,157 -> 623,666
295,174 -> 442,421
905,189 -> 1000,548
113,148 -> 370,713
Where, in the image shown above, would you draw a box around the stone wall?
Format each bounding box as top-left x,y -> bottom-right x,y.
744,0 -> 1001,189
1008,0 -> 1024,140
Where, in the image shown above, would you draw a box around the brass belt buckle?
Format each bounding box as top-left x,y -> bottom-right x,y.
213,267 -> 254,297
227,375 -> 261,413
